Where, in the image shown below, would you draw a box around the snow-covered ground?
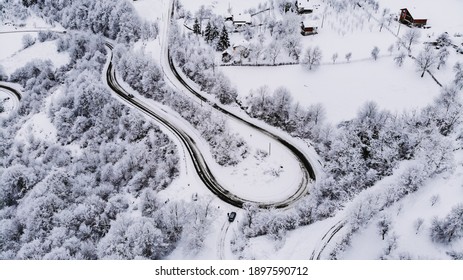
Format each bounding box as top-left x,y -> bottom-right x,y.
164,0 -> 463,260
382,0 -> 463,36
0,7 -> 68,74
222,57 -> 441,123
1,0 -> 460,261
0,39 -> 70,76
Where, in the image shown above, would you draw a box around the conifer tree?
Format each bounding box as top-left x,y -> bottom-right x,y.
211,25 -> 219,42
204,21 -> 212,42
193,18 -> 201,35
217,26 -> 230,51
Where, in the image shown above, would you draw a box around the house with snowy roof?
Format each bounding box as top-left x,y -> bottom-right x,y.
301,20 -> 318,36
232,13 -> 252,27
399,8 -> 428,27
295,0 -> 313,14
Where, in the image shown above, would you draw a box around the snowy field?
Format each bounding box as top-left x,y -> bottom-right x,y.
222,57 -> 440,123
180,0 -> 262,16
0,39 -> 70,76
178,0 -> 462,123
0,10 -> 68,75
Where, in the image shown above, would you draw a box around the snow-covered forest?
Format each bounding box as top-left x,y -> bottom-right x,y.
1,0 -> 463,260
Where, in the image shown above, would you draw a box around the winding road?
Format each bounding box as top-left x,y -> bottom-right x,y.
105,42 -> 313,208
102,0 -> 319,210
160,0 -> 317,204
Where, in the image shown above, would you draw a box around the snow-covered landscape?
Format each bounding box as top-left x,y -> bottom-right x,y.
1,0 -> 463,262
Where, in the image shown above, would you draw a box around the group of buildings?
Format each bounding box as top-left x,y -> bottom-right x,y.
220,2 -> 428,63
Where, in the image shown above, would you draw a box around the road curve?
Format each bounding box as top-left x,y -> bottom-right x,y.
0,83 -> 22,101
0,83 -> 22,112
162,0 -> 316,198
105,42 -> 309,209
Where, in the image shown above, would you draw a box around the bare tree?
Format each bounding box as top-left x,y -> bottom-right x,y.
437,47 -> 450,70
283,35 -> 302,62
345,52 -> 352,62
414,218 -> 424,234
267,41 -> 282,65
430,194 -> 440,206
332,53 -> 338,64
394,52 -> 407,67
454,62 -> 463,89
388,44 -> 394,55
402,28 -> 421,51
302,47 -> 323,70
249,43 -> 264,65
415,44 -> 437,77
371,46 -> 380,61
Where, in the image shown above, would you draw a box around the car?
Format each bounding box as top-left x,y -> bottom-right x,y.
227,212 -> 236,222
127,94 -> 134,99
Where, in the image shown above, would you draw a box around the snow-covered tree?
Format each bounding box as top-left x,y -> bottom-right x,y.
302,47 -> 322,70
415,45 -> 436,77
0,65 -> 7,81
453,62 -> 463,90
402,28 -> 421,51
266,40 -> 282,65
431,204 -> 463,244
435,32 -> 452,48
377,215 -> 392,240
429,86 -> 463,136
249,43 -> 264,65
283,35 -> 302,62
437,47 -> 450,70
268,87 -> 293,127
22,34 -> 35,49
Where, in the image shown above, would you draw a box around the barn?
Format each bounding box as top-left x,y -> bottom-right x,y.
301,20 -> 318,36
399,8 -> 428,27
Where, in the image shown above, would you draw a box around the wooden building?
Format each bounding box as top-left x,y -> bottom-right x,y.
399,8 -> 427,27
301,20 -> 318,36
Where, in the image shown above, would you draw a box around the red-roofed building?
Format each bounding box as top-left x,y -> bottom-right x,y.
399,8 -> 427,27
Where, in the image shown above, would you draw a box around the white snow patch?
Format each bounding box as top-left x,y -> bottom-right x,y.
222,58 -> 440,123
15,111 -> 57,144
0,40 -> 70,75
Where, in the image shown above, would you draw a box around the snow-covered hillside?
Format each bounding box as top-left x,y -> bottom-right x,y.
1,0 -> 463,262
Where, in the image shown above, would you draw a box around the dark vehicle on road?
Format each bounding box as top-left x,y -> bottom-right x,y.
127,93 -> 134,99
228,212 -> 236,222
